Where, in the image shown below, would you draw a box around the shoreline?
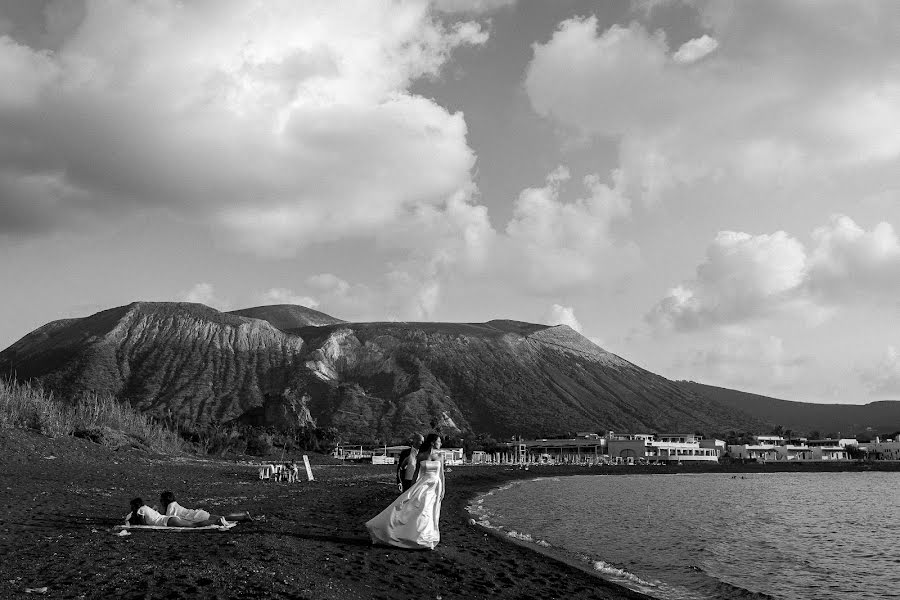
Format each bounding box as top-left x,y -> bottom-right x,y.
458,461 -> 900,600
2,430 -> 896,599
464,475 -> 656,597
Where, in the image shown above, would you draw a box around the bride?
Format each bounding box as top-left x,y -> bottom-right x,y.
365,433 -> 444,549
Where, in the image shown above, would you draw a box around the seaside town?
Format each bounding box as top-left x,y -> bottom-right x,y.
333,431 -> 900,467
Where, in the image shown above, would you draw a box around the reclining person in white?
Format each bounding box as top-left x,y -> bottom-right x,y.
160,491 -> 254,523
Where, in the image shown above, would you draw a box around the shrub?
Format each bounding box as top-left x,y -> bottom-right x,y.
245,427 -> 273,456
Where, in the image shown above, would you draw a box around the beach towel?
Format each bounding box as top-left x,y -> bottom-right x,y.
113,522 -> 236,532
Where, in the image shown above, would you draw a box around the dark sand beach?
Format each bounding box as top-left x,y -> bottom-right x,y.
0,431 -> 650,600
3,431 -> 894,600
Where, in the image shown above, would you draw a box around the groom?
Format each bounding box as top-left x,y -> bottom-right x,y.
396,433 -> 424,492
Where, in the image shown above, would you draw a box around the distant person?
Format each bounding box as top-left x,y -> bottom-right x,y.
126,498 -> 227,528
366,433 -> 444,549
159,491 -> 253,523
396,433 -> 424,492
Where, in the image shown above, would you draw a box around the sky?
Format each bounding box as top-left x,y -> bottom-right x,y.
1,0 -> 899,404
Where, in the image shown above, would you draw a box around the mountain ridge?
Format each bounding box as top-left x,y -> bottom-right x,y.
680,381 -> 900,436
1,302 -> 767,442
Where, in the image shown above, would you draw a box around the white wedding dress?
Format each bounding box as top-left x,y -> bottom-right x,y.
365,459 -> 444,549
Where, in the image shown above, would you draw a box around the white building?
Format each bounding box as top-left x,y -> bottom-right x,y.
435,447 -> 465,465
607,432 -> 722,463
728,436 -> 853,462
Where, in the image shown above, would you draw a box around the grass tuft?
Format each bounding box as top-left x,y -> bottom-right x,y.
0,379 -> 184,454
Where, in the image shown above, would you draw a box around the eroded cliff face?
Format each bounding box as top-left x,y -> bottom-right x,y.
1,302 -> 308,422
0,303 -> 767,442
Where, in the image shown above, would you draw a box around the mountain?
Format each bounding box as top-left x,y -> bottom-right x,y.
1,302 -> 767,443
679,381 -> 900,437
229,304 -> 344,329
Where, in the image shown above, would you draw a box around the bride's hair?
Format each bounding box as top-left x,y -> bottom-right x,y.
419,433 -> 440,457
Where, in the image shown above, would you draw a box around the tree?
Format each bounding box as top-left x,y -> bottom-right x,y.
463,432 -> 499,456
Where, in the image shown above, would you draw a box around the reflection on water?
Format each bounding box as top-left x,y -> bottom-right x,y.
472,472 -> 900,600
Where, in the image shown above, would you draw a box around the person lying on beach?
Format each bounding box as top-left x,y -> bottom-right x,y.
159,491 -> 253,523
126,498 -> 229,527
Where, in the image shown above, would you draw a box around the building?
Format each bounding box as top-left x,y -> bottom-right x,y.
435,448 -> 465,465
470,450 -> 488,463
503,435 -> 607,463
805,438 -> 851,460
868,437 -> 900,460
607,432 -> 722,464
728,436 -> 852,462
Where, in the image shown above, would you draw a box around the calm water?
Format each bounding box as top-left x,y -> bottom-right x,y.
470,472 -> 900,600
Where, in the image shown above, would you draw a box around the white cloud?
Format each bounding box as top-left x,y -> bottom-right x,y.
544,304 -> 583,333
647,230 -> 808,331
858,346 -> 900,398
525,6 -> 900,201
672,34 -> 718,64
502,166 -> 638,291
807,214 -> 900,300
0,1 -> 488,259
180,282 -> 230,311
648,214 -> 900,332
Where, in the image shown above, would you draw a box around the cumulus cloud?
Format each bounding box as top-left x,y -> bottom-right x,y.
544,304 -> 583,333
672,34 -> 718,64
807,214 -> 900,299
502,166 -> 639,291
525,6 -> 900,200
647,230 -> 808,331
180,282 -> 230,311
0,1 -> 488,257
858,346 -> 900,398
648,214 -> 900,332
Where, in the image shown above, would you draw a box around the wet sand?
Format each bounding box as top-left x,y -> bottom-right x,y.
0,430 -> 649,600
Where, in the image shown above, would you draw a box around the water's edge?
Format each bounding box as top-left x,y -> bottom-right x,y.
466,474 -> 783,600
466,477 -> 658,599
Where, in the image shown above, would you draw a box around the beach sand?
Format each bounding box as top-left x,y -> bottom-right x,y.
5,431 -> 890,599
0,430 -> 649,600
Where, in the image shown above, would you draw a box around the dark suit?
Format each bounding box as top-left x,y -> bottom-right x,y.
396,448 -> 415,491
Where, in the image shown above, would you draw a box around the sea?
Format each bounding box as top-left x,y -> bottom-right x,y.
468,471 -> 900,600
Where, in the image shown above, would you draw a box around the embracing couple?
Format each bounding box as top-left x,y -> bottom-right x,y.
366,432 -> 445,550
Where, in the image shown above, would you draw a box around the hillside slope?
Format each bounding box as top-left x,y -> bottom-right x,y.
680,381 -> 900,436
0,302 -> 307,421
1,303 -> 767,442
229,304 -> 344,330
